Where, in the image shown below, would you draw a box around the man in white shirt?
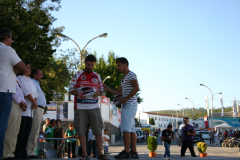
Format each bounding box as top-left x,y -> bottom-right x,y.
0,27 -> 26,159
26,69 -> 46,158
3,70 -> 27,160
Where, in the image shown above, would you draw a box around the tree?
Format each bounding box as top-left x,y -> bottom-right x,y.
149,117 -> 155,125
0,0 -> 70,103
42,50 -> 79,103
92,51 -> 144,105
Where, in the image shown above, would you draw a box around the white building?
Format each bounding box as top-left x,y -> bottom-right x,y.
136,112 -> 193,130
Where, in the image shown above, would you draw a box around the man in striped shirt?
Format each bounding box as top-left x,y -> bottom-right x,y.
103,57 -> 139,159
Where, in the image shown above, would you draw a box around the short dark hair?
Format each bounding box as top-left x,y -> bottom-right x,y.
184,117 -> 189,120
0,27 -> 11,42
30,69 -> 41,78
167,124 -> 172,128
85,54 -> 96,63
56,119 -> 61,123
17,61 -> 30,76
50,119 -> 55,125
104,129 -> 108,132
116,57 -> 129,67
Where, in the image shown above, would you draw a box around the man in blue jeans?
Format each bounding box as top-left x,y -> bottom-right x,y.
0,27 -> 26,160
103,57 -> 139,159
162,125 -> 175,159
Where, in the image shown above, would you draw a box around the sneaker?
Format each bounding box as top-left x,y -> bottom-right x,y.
114,150 -> 132,159
130,151 -> 139,159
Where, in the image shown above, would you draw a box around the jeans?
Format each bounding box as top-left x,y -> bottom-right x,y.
67,141 -> 76,158
121,103 -> 138,132
87,140 -> 98,157
103,146 -> 108,154
0,91 -> 12,158
92,140 -> 98,158
163,142 -> 171,157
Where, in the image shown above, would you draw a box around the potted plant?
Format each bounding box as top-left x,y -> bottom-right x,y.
147,136 -> 158,157
196,142 -> 208,157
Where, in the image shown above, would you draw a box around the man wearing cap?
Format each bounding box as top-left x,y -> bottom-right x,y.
0,27 -> 26,160
103,57 -> 139,159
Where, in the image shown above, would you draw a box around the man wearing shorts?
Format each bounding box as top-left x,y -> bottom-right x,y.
103,57 -> 139,159
70,55 -> 108,160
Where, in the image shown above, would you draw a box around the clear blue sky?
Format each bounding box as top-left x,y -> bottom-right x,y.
51,0 -> 240,113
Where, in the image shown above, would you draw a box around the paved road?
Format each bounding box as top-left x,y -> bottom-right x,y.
108,145 -> 239,159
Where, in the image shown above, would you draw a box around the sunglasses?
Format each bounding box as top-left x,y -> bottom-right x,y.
70,125 -> 73,126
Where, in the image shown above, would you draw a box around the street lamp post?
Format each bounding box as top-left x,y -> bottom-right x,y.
185,97 -> 194,121
177,104 -> 184,117
176,111 -> 178,129
57,33 -> 108,70
200,84 -> 222,132
100,75 -> 111,110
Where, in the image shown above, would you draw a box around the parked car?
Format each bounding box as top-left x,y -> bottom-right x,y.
197,131 -> 210,140
193,133 -> 204,144
136,131 -> 144,142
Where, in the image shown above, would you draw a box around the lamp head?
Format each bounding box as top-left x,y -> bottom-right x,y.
56,35 -> 62,38
219,92 -> 222,94
107,75 -> 111,79
200,84 -> 204,86
185,97 -> 188,99
99,33 -> 108,37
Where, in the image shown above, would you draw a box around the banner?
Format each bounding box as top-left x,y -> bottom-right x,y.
204,116 -> 208,128
233,97 -> 237,118
219,95 -> 224,117
117,109 -> 121,122
204,95 -> 209,116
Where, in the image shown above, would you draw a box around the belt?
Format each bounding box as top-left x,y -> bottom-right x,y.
38,105 -> 45,109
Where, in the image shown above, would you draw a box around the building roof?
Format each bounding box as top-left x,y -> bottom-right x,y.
144,112 -> 184,118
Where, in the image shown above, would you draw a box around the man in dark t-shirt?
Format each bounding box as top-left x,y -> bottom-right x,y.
162,125 -> 175,158
179,117 -> 196,157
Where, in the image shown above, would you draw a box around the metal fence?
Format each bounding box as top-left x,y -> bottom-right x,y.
38,138 -> 80,158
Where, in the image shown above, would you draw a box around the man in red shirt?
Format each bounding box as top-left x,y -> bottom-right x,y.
69,55 -> 108,160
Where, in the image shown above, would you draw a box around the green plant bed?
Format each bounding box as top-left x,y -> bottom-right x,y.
147,136 -> 158,153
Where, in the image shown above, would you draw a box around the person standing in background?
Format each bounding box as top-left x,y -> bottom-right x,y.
2,67 -> 27,160
45,119 -> 56,142
209,131 -> 214,145
174,130 -> 180,145
15,62 -> 38,160
0,27 -> 26,159
65,122 -> 78,158
26,69 -> 46,159
161,125 -> 174,159
43,118 -> 50,133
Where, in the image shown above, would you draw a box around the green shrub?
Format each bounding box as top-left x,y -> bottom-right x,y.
147,136 -> 158,153
196,142 -> 207,153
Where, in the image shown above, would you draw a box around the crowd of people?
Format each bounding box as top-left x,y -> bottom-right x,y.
1,27 -> 140,160
0,28 -> 47,160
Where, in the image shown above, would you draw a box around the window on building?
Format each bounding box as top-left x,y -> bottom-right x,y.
155,117 -> 157,120
161,118 -> 163,121
159,124 -> 160,127
167,119 -> 168,121
159,118 -> 160,121
164,118 -> 166,121
170,119 -> 171,121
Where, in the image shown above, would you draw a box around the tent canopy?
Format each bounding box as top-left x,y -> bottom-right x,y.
215,123 -> 232,128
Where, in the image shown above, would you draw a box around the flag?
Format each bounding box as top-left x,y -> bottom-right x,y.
204,95 -> 209,116
233,97 -> 237,118
219,95 -> 224,117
